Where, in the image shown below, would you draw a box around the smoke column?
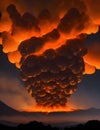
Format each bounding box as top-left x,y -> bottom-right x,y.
0,0 -> 100,109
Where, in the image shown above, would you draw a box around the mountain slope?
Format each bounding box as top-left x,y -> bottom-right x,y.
0,101 -> 20,116
0,100 -> 100,126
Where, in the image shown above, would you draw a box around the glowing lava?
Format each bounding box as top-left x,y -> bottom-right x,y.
25,105 -> 73,113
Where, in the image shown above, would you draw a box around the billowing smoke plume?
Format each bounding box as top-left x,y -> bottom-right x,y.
0,0 -> 100,108
19,38 -> 87,107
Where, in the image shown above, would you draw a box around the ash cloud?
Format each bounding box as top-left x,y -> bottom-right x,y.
58,8 -> 89,35
18,29 -> 60,57
7,4 -> 40,35
0,0 -> 100,108
19,37 -> 87,107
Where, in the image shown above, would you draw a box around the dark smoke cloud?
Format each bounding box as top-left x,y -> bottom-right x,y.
18,37 -> 44,57
38,9 -> 51,21
19,37 -> 87,107
0,0 -> 99,108
19,0 -> 87,18
43,29 -> 60,42
0,11 -> 1,19
58,8 -> 89,35
7,4 -> 40,34
18,29 -> 60,57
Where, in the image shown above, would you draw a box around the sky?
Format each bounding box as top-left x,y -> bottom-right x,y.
0,0 -> 100,112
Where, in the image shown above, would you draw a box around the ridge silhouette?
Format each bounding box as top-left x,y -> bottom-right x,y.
0,120 -> 100,130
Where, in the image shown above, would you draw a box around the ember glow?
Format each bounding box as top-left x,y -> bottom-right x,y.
26,105 -> 73,113
0,0 -> 100,111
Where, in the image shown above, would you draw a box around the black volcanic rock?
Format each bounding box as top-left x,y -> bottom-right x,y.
1,120 -> 100,130
85,120 -> 100,129
0,123 -> 14,129
17,121 -> 59,130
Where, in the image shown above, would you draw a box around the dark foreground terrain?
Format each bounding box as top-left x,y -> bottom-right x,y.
0,101 -> 100,129
0,120 -> 100,130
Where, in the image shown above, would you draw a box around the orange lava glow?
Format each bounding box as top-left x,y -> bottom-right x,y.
34,33 -> 78,56
84,42 -> 100,69
25,105 -> 74,113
